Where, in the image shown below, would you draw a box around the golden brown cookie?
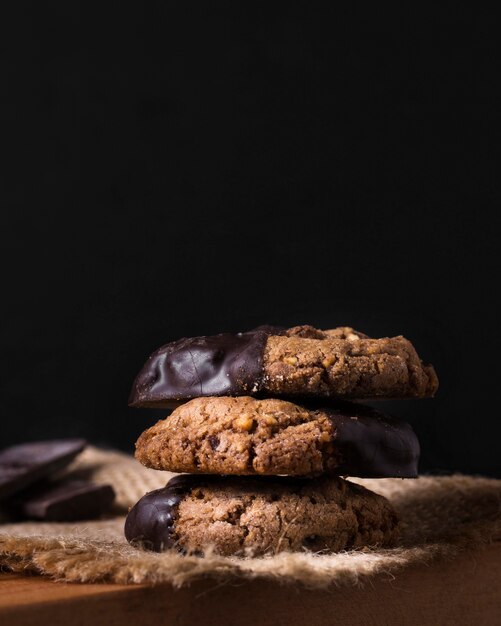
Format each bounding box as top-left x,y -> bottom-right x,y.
129,325 -> 438,407
124,474 -> 399,556
134,396 -> 420,478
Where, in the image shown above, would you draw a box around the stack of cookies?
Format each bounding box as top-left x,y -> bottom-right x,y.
125,325 -> 438,556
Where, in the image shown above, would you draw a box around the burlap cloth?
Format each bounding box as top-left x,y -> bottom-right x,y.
1,447 -> 500,587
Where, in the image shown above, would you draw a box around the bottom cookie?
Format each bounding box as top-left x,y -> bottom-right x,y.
125,475 -> 399,556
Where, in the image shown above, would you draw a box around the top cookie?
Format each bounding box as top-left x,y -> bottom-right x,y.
129,325 -> 438,407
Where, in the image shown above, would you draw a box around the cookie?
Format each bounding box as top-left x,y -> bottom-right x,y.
128,325 -> 438,407
125,474 -> 398,556
135,396 -> 420,477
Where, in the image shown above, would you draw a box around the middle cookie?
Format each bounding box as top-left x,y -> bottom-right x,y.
135,396 -> 420,478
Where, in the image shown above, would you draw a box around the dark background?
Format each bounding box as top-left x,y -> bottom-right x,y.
2,6 -> 500,475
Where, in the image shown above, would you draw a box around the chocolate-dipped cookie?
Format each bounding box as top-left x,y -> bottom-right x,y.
134,396 -> 420,478
124,474 -> 399,556
129,325 -> 438,407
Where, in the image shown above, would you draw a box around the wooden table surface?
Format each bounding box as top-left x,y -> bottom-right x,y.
1,542 -> 501,626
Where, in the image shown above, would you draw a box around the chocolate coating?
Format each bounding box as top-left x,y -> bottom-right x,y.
124,475 -> 198,551
129,326 -> 283,408
325,402 -> 420,478
0,440 -> 87,501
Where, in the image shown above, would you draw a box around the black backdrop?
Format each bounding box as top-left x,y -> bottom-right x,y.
2,6 -> 500,476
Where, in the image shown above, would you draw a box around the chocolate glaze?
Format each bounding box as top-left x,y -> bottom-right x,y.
323,402 -> 420,478
129,326 -> 283,408
124,475 -> 199,551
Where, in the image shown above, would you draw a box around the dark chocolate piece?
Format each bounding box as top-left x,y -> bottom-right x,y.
325,402 -> 420,478
0,440 -> 87,501
5,480 -> 116,521
125,475 -> 198,551
129,326 -> 283,408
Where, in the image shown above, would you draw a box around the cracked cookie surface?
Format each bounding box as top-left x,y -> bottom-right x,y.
134,396 -> 420,477
263,325 -> 438,399
125,474 -> 399,556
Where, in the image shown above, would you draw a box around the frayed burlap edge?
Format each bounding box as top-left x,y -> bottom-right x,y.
1,447 -> 500,587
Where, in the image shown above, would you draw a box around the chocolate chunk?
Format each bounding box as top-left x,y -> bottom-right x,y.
0,440 -> 86,501
124,475 -> 198,550
324,402 -> 420,478
5,480 -> 116,521
129,326 -> 283,408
